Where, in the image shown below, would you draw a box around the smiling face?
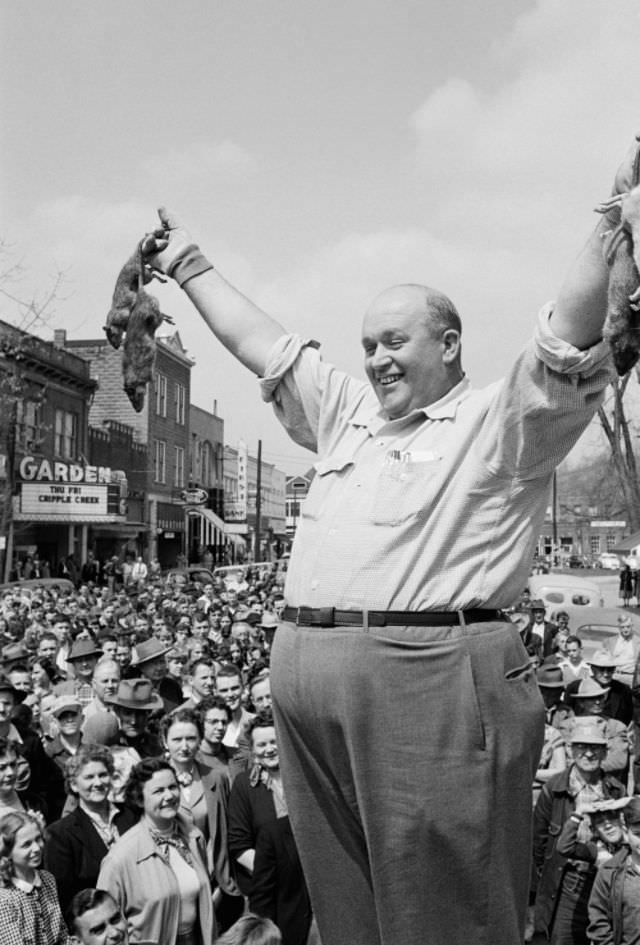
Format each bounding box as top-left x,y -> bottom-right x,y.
251,725 -> 279,771
11,821 -> 44,879
71,760 -> 112,808
362,285 -> 462,420
142,768 -> 180,829
593,811 -> 623,846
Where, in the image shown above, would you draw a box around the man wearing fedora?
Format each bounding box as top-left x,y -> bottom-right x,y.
528,599 -> 559,658
132,636 -> 181,712
0,642 -> 32,675
560,677 -> 630,784
107,678 -> 164,758
533,719 -> 627,940
566,650 -> 634,726
54,638 -> 103,708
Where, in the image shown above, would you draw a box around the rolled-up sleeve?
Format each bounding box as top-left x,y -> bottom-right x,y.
480,304 -> 615,480
259,333 -> 370,455
534,303 -> 614,378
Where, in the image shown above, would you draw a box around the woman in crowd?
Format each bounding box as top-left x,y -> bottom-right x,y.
162,706 -> 243,929
0,736 -> 46,824
228,710 -> 283,895
43,743 -> 137,914
0,810 -> 69,945
97,757 -> 215,945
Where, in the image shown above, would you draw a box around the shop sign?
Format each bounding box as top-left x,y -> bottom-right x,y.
224,501 -> 247,522
20,482 -> 108,516
180,487 -> 208,506
19,456 -> 111,484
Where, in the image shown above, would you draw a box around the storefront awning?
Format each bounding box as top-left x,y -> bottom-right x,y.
187,507 -> 226,545
12,513 -> 129,524
90,522 -> 148,536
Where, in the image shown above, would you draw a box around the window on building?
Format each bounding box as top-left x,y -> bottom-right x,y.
590,535 -> 601,555
16,400 -> 43,451
175,383 -> 186,424
54,409 -> 78,459
174,446 -> 185,488
606,533 -> 617,551
156,374 -> 167,417
154,439 -> 166,483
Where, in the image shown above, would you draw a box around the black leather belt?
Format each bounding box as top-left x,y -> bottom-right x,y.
282,606 -> 505,628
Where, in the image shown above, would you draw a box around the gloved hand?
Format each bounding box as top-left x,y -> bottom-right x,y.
141,207 -> 192,270
141,208 -> 213,287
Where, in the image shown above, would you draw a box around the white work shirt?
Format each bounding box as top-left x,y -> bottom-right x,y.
260,305 -> 613,611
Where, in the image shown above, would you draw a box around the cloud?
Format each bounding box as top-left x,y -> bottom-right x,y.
411,0 -> 640,254
141,140 -> 257,207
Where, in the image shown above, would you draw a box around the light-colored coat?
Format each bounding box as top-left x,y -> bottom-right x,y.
97,815 -> 215,945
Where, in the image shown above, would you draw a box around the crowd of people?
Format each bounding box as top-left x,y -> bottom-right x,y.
0,563 -> 639,945
0,560 -> 316,945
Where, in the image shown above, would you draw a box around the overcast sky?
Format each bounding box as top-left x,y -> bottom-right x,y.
2,0 -> 640,474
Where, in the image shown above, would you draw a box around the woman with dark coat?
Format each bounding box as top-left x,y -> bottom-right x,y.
43,744 -> 137,914
228,711 -> 283,896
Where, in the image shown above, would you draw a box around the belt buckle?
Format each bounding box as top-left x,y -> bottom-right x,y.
312,606 -> 335,627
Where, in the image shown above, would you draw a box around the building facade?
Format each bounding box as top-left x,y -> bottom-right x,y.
63,327 -> 193,569
0,320 -> 129,579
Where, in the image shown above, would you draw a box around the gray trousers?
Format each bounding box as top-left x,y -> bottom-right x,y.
271,618 -> 544,945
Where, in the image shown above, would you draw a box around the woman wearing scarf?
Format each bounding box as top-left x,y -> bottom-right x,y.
228,710 -> 284,896
97,757 -> 215,945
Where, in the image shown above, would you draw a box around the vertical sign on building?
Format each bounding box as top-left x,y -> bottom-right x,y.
237,440 -> 248,522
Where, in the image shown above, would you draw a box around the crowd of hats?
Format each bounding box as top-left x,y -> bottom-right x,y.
0,562 -> 287,717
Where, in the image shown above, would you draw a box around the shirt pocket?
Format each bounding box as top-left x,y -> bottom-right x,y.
369,457 -> 442,526
301,454 -> 354,521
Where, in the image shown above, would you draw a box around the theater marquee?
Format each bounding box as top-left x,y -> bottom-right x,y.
15,456 -> 122,521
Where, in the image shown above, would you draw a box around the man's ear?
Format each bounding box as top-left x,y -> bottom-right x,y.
442,329 -> 461,364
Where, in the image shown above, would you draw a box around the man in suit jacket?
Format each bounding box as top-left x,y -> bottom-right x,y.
250,815 -> 313,945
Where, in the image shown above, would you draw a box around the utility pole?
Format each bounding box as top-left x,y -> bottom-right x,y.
254,439 -> 262,563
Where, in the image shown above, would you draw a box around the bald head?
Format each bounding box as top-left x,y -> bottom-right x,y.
362,284 -> 464,419
365,285 -> 461,338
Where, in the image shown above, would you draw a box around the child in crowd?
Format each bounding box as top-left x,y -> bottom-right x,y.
0,810 -> 69,945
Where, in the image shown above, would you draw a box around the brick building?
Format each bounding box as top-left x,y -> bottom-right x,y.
61,326 -> 193,568
0,320 -> 129,578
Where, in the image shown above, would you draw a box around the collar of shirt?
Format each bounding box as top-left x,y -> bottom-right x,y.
6,723 -> 23,744
348,376 -> 471,435
80,799 -> 120,830
12,871 -> 42,893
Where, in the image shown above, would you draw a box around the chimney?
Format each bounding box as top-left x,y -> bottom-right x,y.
213,399 -> 218,416
53,329 -> 67,347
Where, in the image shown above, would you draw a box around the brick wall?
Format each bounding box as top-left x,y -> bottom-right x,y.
64,339 -> 149,441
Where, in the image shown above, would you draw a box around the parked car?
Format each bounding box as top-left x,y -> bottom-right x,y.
567,554 -> 587,569
595,552 -> 622,570
527,574 -> 603,619
165,565 -> 215,587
